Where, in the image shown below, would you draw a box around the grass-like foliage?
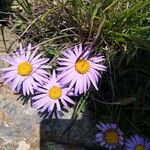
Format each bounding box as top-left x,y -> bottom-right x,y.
13,0 -> 150,137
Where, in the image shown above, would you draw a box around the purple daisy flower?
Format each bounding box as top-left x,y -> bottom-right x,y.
0,43 -> 50,95
32,71 -> 75,118
57,44 -> 106,95
96,123 -> 124,149
125,134 -> 150,150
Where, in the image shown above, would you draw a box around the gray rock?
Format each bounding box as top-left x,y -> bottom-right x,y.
0,27 -> 19,53
41,141 -> 87,150
0,85 -> 98,150
0,85 -> 41,150
40,111 -> 98,149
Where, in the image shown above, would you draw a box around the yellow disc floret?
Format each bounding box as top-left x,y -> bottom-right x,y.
18,61 -> 33,76
49,86 -> 62,100
104,129 -> 119,145
135,145 -> 146,150
75,59 -> 90,74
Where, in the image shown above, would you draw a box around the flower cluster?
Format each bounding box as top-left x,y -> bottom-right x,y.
0,43 -> 106,117
96,122 -> 150,150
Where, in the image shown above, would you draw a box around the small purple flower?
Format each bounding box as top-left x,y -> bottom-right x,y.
125,134 -> 150,150
32,71 -> 75,118
0,43 -> 50,95
96,123 -> 124,149
0,44 -> 49,95
57,44 -> 106,95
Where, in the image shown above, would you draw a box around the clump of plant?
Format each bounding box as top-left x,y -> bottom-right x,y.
2,0 -> 150,149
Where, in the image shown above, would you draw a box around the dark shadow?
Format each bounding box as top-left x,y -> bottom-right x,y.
40,111 -> 101,150
0,0 -> 14,26
16,94 -> 32,105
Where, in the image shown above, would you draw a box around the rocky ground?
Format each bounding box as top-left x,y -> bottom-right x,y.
0,28 -> 99,150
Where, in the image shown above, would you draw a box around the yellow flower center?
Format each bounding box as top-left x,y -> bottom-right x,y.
49,86 -> 62,100
135,145 -> 146,150
75,59 -> 90,74
104,129 -> 119,145
18,61 -> 33,76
